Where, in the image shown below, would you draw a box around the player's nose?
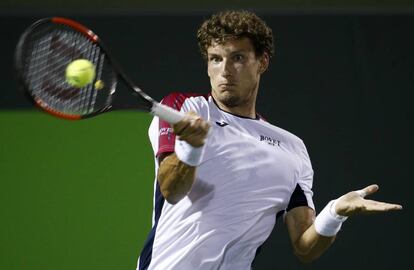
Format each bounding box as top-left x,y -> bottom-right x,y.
221,60 -> 234,77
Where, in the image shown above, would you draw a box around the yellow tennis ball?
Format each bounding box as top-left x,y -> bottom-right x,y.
94,80 -> 104,90
65,59 -> 96,88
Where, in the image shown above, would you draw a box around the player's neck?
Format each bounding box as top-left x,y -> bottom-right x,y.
214,96 -> 257,119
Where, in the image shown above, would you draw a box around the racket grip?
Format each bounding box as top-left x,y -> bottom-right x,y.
151,102 -> 185,124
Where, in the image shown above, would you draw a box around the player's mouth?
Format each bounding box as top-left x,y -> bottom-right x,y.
218,82 -> 237,88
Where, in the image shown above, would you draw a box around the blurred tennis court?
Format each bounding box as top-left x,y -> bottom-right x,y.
0,111 -> 154,269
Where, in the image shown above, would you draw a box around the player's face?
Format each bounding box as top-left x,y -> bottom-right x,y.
207,37 -> 268,110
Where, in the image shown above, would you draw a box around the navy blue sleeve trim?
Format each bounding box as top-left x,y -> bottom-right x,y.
138,182 -> 165,270
286,184 -> 309,212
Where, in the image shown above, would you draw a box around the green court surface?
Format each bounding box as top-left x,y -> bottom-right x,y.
0,110 -> 155,270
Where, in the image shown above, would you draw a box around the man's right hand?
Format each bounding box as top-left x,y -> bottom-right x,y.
173,111 -> 210,147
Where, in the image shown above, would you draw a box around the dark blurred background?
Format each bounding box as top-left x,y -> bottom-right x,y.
0,1 -> 412,269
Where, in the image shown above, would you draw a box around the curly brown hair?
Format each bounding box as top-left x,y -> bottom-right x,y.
197,10 -> 274,60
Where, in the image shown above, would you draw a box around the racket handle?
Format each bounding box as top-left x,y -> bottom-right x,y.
151,102 -> 185,124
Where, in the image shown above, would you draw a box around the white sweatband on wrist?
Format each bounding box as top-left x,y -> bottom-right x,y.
174,139 -> 205,167
314,199 -> 348,237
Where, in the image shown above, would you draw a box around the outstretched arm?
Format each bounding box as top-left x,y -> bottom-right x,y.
157,112 -> 210,204
285,184 -> 402,263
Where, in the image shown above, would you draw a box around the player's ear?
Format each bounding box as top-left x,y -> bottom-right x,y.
258,52 -> 269,74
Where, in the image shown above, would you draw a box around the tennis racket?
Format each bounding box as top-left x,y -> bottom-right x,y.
14,17 -> 184,124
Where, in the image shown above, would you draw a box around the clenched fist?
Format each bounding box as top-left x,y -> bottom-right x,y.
173,112 -> 210,147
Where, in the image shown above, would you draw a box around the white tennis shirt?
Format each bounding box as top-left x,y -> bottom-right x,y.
137,93 -> 314,270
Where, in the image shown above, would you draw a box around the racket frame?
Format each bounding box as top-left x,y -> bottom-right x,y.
15,17 -> 183,124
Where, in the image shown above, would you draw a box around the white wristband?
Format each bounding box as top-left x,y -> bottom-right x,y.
314,199 -> 348,237
174,139 -> 205,167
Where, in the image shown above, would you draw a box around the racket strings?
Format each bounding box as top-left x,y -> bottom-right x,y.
20,22 -> 116,117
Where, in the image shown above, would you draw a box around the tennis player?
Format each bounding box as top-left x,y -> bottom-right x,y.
137,10 -> 402,270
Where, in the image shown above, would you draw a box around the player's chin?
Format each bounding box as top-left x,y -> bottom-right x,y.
217,93 -> 242,108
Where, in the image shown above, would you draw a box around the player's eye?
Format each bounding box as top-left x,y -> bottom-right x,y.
233,54 -> 245,62
209,55 -> 222,63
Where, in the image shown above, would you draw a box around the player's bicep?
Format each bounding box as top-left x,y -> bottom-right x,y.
284,181 -> 315,250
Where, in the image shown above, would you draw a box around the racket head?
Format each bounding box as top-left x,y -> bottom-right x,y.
15,17 -> 117,120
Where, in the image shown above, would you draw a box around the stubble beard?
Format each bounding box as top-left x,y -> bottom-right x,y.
220,93 -> 243,108
217,85 -> 257,109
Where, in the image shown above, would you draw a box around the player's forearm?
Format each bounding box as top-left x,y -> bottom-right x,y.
157,153 -> 196,204
157,112 -> 208,204
293,224 -> 335,263
286,206 -> 339,263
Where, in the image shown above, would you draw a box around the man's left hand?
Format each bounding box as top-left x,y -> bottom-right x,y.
334,184 -> 402,216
